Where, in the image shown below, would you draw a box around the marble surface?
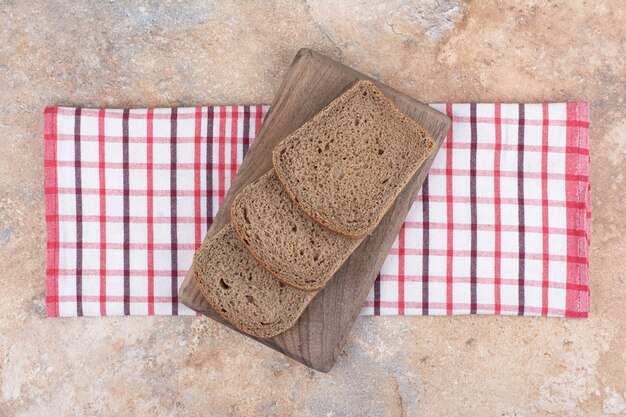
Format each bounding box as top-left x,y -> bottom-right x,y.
1,1 -> 625,416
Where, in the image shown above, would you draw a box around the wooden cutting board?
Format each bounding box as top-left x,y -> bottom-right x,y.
179,48 -> 450,372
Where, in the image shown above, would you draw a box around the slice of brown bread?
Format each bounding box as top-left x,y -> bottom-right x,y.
272,80 -> 435,238
191,224 -> 316,339
231,170 -> 361,291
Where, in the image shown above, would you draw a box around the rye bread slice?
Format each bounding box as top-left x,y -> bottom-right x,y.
272,80 -> 435,238
191,224 -> 316,338
231,171 -> 361,291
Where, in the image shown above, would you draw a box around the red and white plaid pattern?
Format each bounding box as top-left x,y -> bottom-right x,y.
44,103 -> 590,318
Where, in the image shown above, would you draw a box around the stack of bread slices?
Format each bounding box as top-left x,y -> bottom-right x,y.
191,80 -> 435,338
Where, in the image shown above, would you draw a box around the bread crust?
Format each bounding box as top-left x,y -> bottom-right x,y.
191,225 -> 316,339
230,171 -> 361,292
272,79 -> 436,238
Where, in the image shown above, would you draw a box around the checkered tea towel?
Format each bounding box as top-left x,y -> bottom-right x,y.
44,103 -> 590,318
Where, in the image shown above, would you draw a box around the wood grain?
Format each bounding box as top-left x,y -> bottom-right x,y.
179,48 -> 450,372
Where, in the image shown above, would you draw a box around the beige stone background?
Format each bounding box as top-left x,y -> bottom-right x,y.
0,0 -> 624,416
